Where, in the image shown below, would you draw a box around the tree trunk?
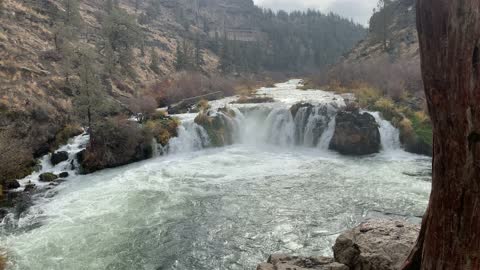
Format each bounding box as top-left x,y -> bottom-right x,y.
403,0 -> 480,269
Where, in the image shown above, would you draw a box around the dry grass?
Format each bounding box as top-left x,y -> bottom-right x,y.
197,99 -> 210,112
0,130 -> 34,184
233,95 -> 274,104
54,123 -> 83,148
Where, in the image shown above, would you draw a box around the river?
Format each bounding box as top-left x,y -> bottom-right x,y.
0,80 -> 431,270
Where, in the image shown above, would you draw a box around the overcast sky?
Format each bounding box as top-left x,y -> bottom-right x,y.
252,0 -> 378,26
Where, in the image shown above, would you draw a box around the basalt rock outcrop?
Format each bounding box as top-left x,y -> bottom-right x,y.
194,108 -> 237,147
333,219 -> 419,270
257,219 -> 419,270
51,151 -> 69,166
329,111 -> 381,155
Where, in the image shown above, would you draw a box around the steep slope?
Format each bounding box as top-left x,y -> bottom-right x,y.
343,0 -> 418,63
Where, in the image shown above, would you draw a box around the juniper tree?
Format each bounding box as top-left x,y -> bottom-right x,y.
149,48 -> 160,74
74,49 -> 105,135
99,6 -> 142,77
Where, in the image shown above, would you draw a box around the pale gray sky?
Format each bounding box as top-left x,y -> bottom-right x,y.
253,0 -> 378,26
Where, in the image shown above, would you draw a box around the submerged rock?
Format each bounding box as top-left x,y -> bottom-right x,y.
329,111 -> 381,155
51,151 -> 69,165
39,172 -> 58,182
333,219 -> 419,270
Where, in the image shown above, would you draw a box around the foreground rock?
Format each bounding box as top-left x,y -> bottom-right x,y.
258,219 -> 419,270
329,111 -> 381,155
333,219 -> 419,270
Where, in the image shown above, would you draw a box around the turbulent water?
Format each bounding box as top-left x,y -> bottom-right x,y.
0,80 -> 432,270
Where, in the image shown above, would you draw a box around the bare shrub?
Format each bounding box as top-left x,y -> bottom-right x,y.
316,56 -> 423,101
82,116 -> 147,173
147,72 -> 236,106
0,130 -> 34,185
127,96 -> 158,122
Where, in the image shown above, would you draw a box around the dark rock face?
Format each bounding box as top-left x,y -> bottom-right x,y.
333,219 -> 419,270
401,135 -> 432,156
39,172 -> 58,182
59,172 -> 69,178
24,183 -> 36,193
51,151 -> 69,165
329,111 -> 381,155
257,254 -> 348,270
5,179 -> 21,190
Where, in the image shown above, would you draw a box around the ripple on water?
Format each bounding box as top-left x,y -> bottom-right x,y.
1,144 -> 430,270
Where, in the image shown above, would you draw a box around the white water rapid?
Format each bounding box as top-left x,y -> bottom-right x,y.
0,80 -> 432,270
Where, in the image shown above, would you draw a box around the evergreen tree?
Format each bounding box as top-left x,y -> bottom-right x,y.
174,43 -> 185,71
371,0 -> 394,51
149,48 -> 160,74
99,6 -> 142,77
194,36 -> 204,69
74,49 -> 105,135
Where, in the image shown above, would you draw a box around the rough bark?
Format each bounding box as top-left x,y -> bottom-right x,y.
403,0 -> 480,269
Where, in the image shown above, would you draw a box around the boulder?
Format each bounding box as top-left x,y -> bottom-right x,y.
76,150 -> 86,165
24,183 -> 36,192
59,172 -> 69,178
194,108 -> 237,147
329,111 -> 381,155
39,172 -> 58,182
51,151 -> 69,165
333,219 -> 420,270
257,254 -> 348,270
290,102 -> 314,118
5,179 -> 21,190
0,208 -> 8,220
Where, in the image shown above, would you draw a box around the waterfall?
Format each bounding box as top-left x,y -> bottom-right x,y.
369,112 -> 401,151
166,105 -> 404,155
317,118 -> 336,150
294,107 -> 311,145
167,122 -> 210,154
264,108 -> 296,146
167,103 -> 341,152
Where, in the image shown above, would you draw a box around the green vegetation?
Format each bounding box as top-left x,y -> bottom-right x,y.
54,123 -> 84,148
213,10 -> 365,73
144,112 -> 179,146
39,172 -> 59,182
99,5 -> 143,77
150,48 -> 161,75
194,108 -> 236,147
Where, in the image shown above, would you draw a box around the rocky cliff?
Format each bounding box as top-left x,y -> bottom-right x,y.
342,0 -> 418,64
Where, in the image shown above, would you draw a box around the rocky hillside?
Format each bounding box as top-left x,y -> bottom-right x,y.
342,0 -> 418,63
